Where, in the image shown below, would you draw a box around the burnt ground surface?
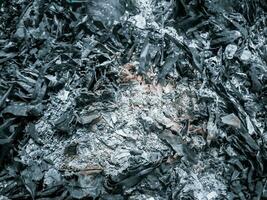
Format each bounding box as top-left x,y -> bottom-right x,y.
0,0 -> 267,199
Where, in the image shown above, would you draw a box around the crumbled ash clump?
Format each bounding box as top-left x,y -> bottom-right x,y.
17,63 -> 227,199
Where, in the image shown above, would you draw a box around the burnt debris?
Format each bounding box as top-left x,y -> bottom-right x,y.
0,0 -> 266,199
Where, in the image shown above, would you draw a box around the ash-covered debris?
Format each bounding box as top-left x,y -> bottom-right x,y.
0,0 -> 267,199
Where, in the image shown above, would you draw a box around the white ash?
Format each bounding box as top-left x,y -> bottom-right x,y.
18,75 -> 227,199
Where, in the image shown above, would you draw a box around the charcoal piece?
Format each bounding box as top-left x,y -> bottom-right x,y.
75,92 -> 97,107
159,130 -> 196,163
248,64 -> 264,93
158,55 -> 178,81
106,161 -> 161,193
54,111 -> 75,134
25,123 -> 43,145
76,90 -> 114,107
166,33 -> 202,72
138,38 -> 151,74
174,0 -> 207,31
37,185 -> 65,198
64,143 -> 78,156
210,30 -> 242,48
0,85 -> 13,109
0,51 -> 17,64
20,162 -> 45,199
2,104 -> 43,117
32,77 -> 47,103
259,45 -> 267,63
239,130 -> 259,151
0,119 -> 17,166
